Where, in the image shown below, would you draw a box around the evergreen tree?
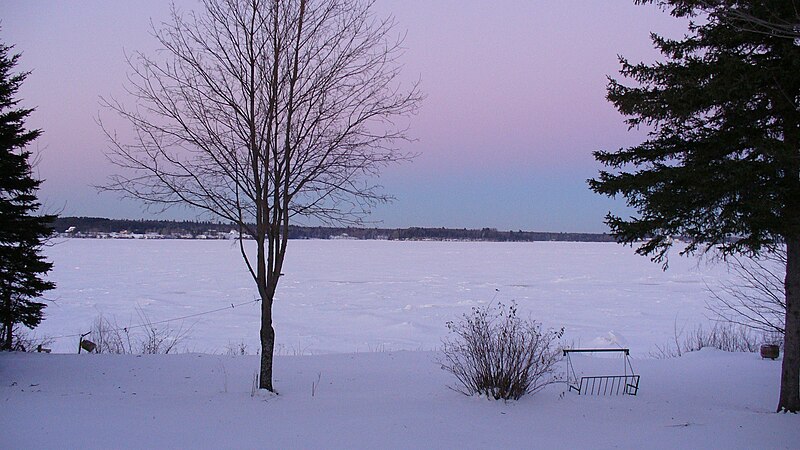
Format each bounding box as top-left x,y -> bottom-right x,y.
0,40 -> 55,351
590,0 -> 800,412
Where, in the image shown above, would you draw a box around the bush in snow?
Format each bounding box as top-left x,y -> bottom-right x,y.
651,321 -> 769,358
90,315 -> 132,354
89,310 -> 190,354
224,340 -> 250,356
440,301 -> 563,400
5,327 -> 53,352
682,322 -> 762,353
137,310 -> 190,354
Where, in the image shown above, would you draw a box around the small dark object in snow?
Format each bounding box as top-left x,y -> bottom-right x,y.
80,339 -> 97,353
760,344 -> 779,360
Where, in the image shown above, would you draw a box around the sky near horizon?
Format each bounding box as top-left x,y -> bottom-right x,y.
1,1 -> 690,232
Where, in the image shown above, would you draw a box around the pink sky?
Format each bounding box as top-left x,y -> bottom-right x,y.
2,1 -> 689,232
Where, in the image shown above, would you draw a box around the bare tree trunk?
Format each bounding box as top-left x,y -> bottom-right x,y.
258,223 -> 285,391
3,329 -> 10,350
259,237 -> 280,392
1,291 -> 12,350
778,236 -> 800,412
259,296 -> 275,391
2,321 -> 11,350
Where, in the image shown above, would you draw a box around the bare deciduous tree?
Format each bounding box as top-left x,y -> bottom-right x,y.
708,247 -> 786,337
101,0 -> 421,391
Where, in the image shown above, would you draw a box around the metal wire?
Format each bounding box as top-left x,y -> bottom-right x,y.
47,298 -> 261,341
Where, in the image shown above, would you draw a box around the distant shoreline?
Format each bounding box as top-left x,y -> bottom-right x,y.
53,216 -> 617,243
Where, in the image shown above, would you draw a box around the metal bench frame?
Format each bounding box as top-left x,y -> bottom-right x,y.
563,348 -> 640,396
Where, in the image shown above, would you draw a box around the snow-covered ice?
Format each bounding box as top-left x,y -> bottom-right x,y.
37,239 -> 729,355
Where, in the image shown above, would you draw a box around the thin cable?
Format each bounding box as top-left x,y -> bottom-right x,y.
48,298 -> 261,341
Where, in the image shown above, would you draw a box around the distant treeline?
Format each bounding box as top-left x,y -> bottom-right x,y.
54,217 -> 233,236
53,217 -> 617,243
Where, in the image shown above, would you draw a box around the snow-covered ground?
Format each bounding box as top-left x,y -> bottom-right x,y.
1,350 -> 796,448
3,239 -> 797,449
37,239 -> 730,355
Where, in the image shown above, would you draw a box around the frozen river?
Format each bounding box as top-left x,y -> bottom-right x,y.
39,238 -> 734,354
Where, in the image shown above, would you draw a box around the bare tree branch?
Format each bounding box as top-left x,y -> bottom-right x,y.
707,246 -> 786,336
697,1 -> 800,41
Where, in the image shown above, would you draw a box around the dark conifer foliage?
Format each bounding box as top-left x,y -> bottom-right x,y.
590,1 -> 800,412
0,40 -> 55,350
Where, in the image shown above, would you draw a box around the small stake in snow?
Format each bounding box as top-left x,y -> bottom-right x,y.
311,372 -> 321,397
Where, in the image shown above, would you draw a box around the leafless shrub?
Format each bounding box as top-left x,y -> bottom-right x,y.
275,341 -> 310,356
440,302 -> 564,401
90,315 -> 132,354
650,342 -> 682,359
88,309 -> 190,355
136,309 -> 190,354
682,322 -> 761,353
224,340 -> 249,356
8,327 -> 54,352
650,321 -> 767,359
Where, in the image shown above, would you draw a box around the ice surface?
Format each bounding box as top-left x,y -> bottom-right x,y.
39,239 -> 729,354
